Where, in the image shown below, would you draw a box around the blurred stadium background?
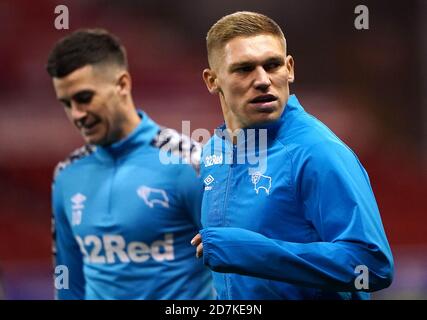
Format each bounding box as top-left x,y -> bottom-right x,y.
0,0 -> 426,299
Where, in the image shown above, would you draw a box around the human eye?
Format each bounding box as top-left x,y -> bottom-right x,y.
74,91 -> 94,104
264,59 -> 284,71
265,63 -> 279,70
240,66 -> 254,72
59,99 -> 71,109
233,64 -> 254,74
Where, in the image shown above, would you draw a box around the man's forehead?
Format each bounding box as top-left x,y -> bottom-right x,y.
223,34 -> 286,61
209,34 -> 286,71
53,65 -> 95,92
53,64 -> 118,100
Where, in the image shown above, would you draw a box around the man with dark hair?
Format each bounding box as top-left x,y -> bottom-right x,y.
47,29 -> 213,299
191,11 -> 394,299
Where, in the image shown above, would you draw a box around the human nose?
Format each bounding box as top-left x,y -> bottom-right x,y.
253,66 -> 271,91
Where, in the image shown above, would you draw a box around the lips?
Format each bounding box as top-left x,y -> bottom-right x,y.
77,116 -> 100,130
250,94 -> 277,104
83,119 -> 100,130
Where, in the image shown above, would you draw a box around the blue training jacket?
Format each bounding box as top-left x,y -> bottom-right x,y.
200,95 -> 394,299
52,110 -> 214,299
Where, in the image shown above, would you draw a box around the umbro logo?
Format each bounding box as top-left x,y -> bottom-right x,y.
71,193 -> 86,226
204,175 -> 214,191
71,193 -> 86,205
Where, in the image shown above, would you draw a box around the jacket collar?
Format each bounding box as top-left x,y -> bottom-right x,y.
95,109 -> 159,161
212,94 -> 304,151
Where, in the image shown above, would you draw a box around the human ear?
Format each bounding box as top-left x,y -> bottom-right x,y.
286,55 -> 295,83
202,68 -> 220,94
117,71 -> 132,96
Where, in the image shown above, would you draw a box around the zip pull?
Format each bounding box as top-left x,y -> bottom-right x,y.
232,144 -> 238,166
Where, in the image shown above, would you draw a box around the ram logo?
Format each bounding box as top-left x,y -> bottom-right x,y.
251,172 -> 272,195
137,186 -> 169,208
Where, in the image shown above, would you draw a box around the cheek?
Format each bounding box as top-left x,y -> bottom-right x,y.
97,91 -> 116,116
275,72 -> 290,87
273,75 -> 290,96
64,109 -> 74,123
223,80 -> 247,102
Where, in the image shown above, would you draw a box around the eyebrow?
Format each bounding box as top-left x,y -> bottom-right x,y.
228,55 -> 285,72
58,89 -> 94,104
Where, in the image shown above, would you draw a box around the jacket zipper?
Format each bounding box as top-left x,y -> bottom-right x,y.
222,144 -> 237,299
221,144 -> 236,226
107,158 -> 118,218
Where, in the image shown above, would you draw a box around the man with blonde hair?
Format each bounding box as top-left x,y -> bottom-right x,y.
192,11 -> 394,299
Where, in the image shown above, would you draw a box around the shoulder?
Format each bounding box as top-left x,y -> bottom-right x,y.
274,116 -> 361,181
53,145 -> 96,181
151,126 -> 202,173
304,140 -> 357,164
279,110 -> 335,145
277,107 -> 356,158
289,139 -> 365,190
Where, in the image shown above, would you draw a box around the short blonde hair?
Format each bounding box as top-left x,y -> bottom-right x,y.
206,11 -> 286,67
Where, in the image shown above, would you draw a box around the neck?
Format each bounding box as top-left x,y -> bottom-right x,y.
220,96 -> 243,143
222,115 -> 241,145
119,100 -> 141,140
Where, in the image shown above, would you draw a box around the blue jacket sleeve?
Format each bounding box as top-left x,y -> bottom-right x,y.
52,176 -> 86,299
177,164 -> 204,228
201,141 -> 394,292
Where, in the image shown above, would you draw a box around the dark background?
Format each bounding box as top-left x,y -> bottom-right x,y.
0,0 -> 426,299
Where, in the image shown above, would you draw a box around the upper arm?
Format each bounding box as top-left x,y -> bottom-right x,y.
176,164 -> 204,228
295,141 -> 387,244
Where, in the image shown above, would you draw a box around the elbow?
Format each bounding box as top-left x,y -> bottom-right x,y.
368,250 -> 395,291
374,259 -> 394,290
352,244 -> 394,292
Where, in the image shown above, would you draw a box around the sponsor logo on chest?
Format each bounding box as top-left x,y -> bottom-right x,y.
204,154 -> 223,167
75,233 -> 175,264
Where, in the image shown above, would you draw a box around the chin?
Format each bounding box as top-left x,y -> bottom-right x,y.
83,136 -> 100,146
84,131 -> 109,146
253,112 -> 281,125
